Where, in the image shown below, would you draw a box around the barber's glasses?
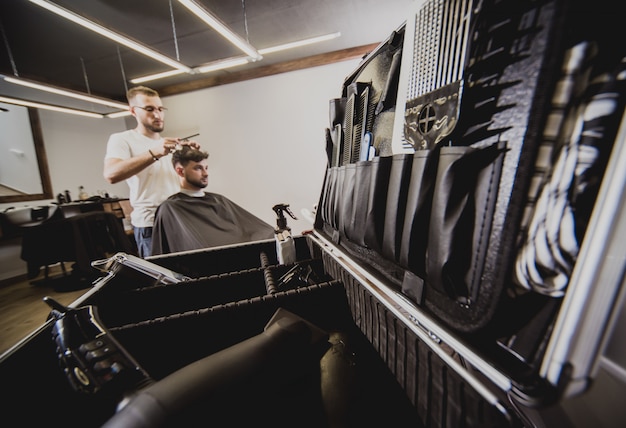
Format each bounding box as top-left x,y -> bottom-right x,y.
134,106 -> 168,113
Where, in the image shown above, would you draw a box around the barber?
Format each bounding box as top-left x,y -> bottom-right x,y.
103,85 -> 199,257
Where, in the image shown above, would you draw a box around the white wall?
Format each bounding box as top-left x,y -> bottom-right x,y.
0,58 -> 361,279
41,112 -> 131,201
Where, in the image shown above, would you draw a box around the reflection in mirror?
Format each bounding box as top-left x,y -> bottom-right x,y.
0,103 -> 53,204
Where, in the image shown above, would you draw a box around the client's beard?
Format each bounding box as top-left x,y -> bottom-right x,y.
186,176 -> 208,189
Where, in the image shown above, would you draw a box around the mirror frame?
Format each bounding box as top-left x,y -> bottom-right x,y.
0,108 -> 53,204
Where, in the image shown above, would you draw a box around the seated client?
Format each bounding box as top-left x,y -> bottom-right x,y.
151,146 -> 274,255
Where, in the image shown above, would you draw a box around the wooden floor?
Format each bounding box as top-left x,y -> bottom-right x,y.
0,264 -> 90,355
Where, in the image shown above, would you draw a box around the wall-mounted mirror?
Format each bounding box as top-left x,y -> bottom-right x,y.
0,104 -> 53,204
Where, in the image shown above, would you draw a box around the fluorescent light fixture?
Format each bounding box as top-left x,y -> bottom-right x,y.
106,110 -> 132,119
130,32 -> 342,83
196,56 -> 251,73
29,0 -> 192,73
131,57 -> 249,83
3,76 -> 128,109
177,0 -> 262,61
131,69 -> 186,84
258,32 -> 341,55
0,96 -> 104,118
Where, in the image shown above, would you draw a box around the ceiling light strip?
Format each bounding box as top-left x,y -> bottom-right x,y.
131,69 -> 186,84
177,0 -> 262,60
196,56 -> 251,73
106,110 -> 132,119
3,76 -> 128,109
0,96 -> 104,118
130,57 -> 250,84
258,32 -> 341,55
29,0 -> 192,72
130,32 -> 342,83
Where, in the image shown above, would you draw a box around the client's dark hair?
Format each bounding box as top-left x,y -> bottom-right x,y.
172,145 -> 209,167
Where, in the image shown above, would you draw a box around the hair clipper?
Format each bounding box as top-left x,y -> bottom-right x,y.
44,297 -> 154,396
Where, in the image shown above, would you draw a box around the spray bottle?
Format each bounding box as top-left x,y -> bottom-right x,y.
273,203 -> 298,265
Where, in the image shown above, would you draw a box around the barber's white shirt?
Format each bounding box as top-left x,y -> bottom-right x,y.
105,129 -> 179,228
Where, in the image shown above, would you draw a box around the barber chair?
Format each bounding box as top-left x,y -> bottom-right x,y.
70,211 -> 136,274
1,204 -> 67,278
19,211 -> 136,284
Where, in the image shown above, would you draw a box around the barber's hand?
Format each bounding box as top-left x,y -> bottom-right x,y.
161,138 -> 180,156
160,137 -> 200,156
176,138 -> 200,150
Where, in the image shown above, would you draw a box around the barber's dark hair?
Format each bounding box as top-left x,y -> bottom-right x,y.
126,86 -> 159,102
172,145 -> 209,167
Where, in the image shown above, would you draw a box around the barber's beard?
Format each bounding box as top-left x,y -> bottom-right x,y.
143,119 -> 164,133
145,124 -> 164,133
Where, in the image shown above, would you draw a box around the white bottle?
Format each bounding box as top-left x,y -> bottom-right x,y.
78,185 -> 89,201
276,229 -> 296,265
273,204 -> 297,265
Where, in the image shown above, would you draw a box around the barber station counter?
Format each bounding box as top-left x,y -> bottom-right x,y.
59,198 -> 127,220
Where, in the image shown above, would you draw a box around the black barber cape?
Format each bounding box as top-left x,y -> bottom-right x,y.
151,192 -> 275,255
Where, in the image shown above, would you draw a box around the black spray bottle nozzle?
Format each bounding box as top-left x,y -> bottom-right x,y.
273,203 -> 297,231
